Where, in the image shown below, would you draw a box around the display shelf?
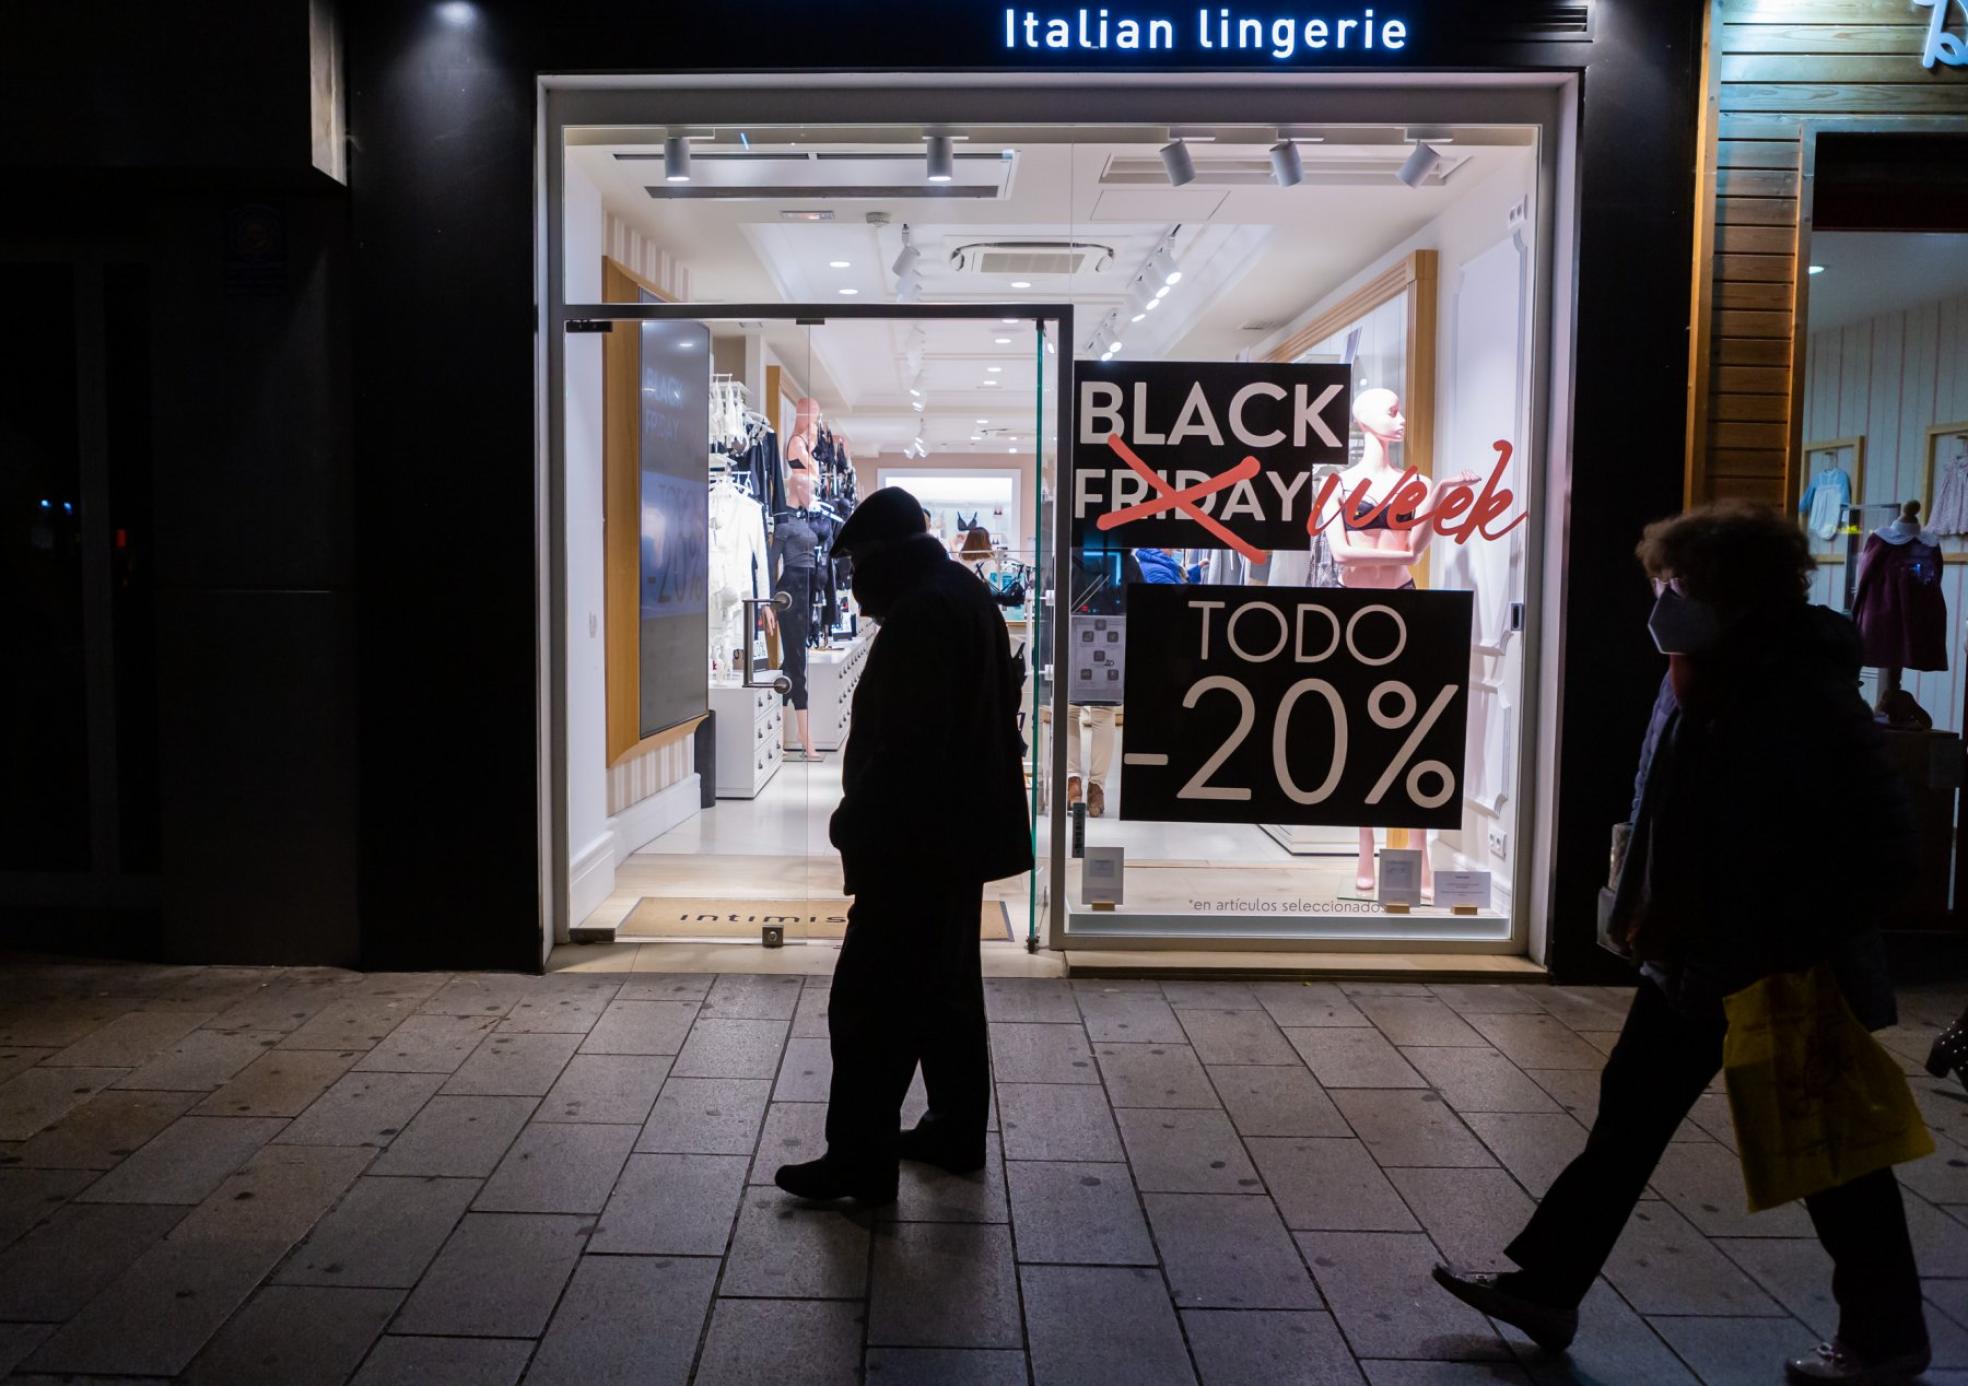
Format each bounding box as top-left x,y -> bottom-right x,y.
709,681 -> 784,800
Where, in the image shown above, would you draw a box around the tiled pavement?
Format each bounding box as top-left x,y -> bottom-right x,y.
5,963 -> 1968,1384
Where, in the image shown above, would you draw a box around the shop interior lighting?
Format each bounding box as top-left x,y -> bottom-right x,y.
925,135 -> 956,183
663,135 -> 693,182
892,228 -> 921,278
1149,245 -> 1182,285
1397,141 -> 1444,188
994,336 -> 1012,344
1159,139 -> 1196,187
1010,280 -> 1033,289
828,259 -> 851,269
1809,264 -> 1826,275
1269,140 -> 1304,188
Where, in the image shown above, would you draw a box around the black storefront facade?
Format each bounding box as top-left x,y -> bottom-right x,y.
3,1 -> 1704,977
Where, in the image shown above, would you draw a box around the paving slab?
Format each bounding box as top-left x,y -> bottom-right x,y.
579,1000 -> 698,1056
525,1253 -> 718,1386
349,1335 -> 531,1386
276,1070 -> 445,1148
693,1297 -> 864,1386
393,1211 -> 588,1336
1330,1089 -> 1496,1168
1297,1230 -> 1510,1361
276,1174 -> 480,1287
417,975 -> 535,1018
1094,1042 -> 1220,1108
1211,1062 -> 1351,1138
1360,1363 -> 1533,1384
0,1001 -> 141,1048
500,979 -> 620,1033
752,1100 -> 830,1182
77,1113 -> 287,1204
1600,1201 -> 1784,1316
540,1053 -> 671,1123
672,1016 -> 791,1079
1177,1007 -> 1300,1065
278,998 -> 423,1052
991,1021 -> 1100,1083
997,1082 -> 1125,1162
9,1088 -> 197,1168
351,1014 -> 498,1073
776,1034 -> 836,1101
0,1165 -> 102,1248
617,973 -> 715,1003
1184,1309 -> 1367,1386
1247,1136 -> 1420,1232
191,1047 -> 359,1117
0,1045 -> 54,1085
982,978 -> 1081,1024
1020,1264 -> 1197,1386
1006,1159 -> 1155,1264
1386,1167 -> 1539,1272
180,1283 -> 401,1386
1646,1313 -> 1819,1386
1649,1139 -> 1813,1238
1464,1014 -> 1604,1070
441,1030 -> 583,1096
1076,987 -> 1188,1043
590,1151 -> 747,1254
721,1185 -> 871,1298
1402,1048 -> 1561,1115
863,1348 -> 1031,1386
113,1028 -> 280,1091
43,1009 -> 213,1069
1148,1192 -> 1321,1309
1355,996 -> 1489,1048
1497,1277 -> 1699,1385
793,985 -> 832,1038
0,1065 -> 126,1141
473,1120 -> 637,1214
1286,1028 -> 1426,1089
202,987 -> 341,1038
702,972 -> 806,1020
0,1200 -> 188,1319
1163,981 -> 1263,1010
1117,1106 -> 1263,1193
1908,1194 -> 1968,1277
869,1220 -> 1023,1347
368,1094 -> 537,1177
886,1133 -> 1010,1224
1712,1234 -> 1841,1338
1429,985 -> 1550,1016
1252,983 -> 1373,1028
1461,1112 -> 1590,1198
638,1075 -> 771,1154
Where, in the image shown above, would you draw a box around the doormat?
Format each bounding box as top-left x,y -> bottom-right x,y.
623,897 -> 1013,942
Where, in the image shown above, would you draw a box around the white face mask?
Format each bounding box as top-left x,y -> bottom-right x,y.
1647,586 -> 1722,655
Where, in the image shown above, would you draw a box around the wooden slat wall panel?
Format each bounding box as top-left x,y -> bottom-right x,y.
1686,1 -> 1968,514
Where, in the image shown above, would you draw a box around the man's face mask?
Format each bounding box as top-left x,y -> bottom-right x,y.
1647,579 -> 1722,655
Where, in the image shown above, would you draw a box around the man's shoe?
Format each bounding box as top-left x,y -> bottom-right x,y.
1067,775 -> 1083,807
1431,1266 -> 1578,1352
773,1156 -> 897,1205
897,1122 -> 987,1174
1785,1340 -> 1931,1384
1087,782 -> 1106,818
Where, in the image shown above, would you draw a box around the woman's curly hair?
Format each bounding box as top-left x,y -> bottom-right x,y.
1635,499 -> 1816,611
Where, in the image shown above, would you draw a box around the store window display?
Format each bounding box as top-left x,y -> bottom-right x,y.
767,463 -> 841,759
1852,500 -> 1948,724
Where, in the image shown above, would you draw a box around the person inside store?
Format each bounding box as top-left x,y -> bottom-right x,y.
774,485 -> 1033,1203
1434,501 -> 1930,1386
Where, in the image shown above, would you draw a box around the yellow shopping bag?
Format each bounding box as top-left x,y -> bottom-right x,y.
1722,965 -> 1933,1213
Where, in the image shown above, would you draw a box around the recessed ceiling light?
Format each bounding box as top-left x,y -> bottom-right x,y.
1010,281 -> 1032,289
982,380 -> 999,387
1131,313 -> 1147,323
1001,317 -> 1018,324
838,288 -> 859,296
1145,298 -> 1163,311
663,134 -> 692,182
994,337 -> 1012,345
828,260 -> 851,269
970,435 -> 981,441
1008,446 -> 1017,453
977,417 -> 989,423
987,366 -> 1003,373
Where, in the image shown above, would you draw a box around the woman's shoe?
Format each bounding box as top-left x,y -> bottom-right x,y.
1785,1339 -> 1930,1383
1926,1017 -> 1968,1084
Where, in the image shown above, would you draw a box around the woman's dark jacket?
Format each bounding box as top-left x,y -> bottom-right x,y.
829,534 -> 1035,896
1603,603 -> 1912,1028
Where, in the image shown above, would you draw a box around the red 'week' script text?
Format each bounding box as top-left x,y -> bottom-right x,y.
1312,441 -> 1527,545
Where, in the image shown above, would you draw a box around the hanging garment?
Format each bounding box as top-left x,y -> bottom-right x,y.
1851,530 -> 1948,671
708,482 -> 769,675
1799,467 -> 1851,543
1930,447 -> 1968,537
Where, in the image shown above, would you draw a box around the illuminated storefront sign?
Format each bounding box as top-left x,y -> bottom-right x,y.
1914,0 -> 1966,70
1004,7 -> 1409,57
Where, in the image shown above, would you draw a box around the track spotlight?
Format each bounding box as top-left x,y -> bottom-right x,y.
1270,140 -> 1303,188
1398,141 -> 1444,188
1159,140 -> 1196,187
892,227 -> 920,278
1149,246 -> 1181,286
925,135 -> 955,183
663,135 -> 692,182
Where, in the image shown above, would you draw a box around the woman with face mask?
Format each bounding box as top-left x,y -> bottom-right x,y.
1435,501 -> 1929,1386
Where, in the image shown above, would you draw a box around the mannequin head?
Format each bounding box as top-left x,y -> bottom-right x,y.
1353,388 -> 1406,445
787,466 -> 815,508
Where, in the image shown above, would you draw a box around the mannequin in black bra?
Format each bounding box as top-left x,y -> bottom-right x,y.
764,464 -> 836,759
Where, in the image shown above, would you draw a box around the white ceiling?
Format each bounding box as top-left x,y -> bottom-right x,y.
1809,232 -> 1968,333
570,128 -> 1533,455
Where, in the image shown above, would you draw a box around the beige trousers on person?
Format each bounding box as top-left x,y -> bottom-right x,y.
1065,705 -> 1116,785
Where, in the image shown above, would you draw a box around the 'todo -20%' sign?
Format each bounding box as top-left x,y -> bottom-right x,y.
1119,585 -> 1473,827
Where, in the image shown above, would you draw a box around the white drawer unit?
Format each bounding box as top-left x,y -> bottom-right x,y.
806,634 -> 873,752
709,681 -> 784,800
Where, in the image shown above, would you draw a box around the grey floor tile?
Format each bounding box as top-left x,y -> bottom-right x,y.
1462,1112 -> 1589,1198
590,1151 -> 747,1254
997,1083 -> 1124,1161
191,1047 -> 359,1117
1177,1007 -> 1300,1065
1430,985 -> 1549,1017
541,1053 -> 671,1123
180,1284 -> 400,1386
1686,1092 -> 1739,1151
347,971 -> 452,1002
1330,1089 -> 1496,1168
991,1021 -> 1098,1084
870,1220 -> 1022,1347
639,1075 -> 772,1154
1357,996 -> 1489,1048
1210,1063 -> 1351,1138
1184,1308 -> 1366,1386
703,972 -> 805,1020
1601,1201 -> 1783,1315
77,1114 -> 287,1204
1253,982 -> 1371,1028
1006,1159 -> 1155,1264
1077,987 -> 1187,1043
369,1094 -> 537,1177
1649,1140 -> 1813,1238
1360,1364 -> 1532,1385
752,1100 -> 830,1182
1021,1264 -> 1197,1386
1286,1028 -> 1426,1089
983,978 -> 1081,1024
1712,1235 -> 1840,1338
9,1088 -> 197,1168
0,1000 -> 139,1048
279,997 -> 422,1052
173,1141 -> 374,1242
0,1065 -> 125,1141
579,1000 -> 698,1056
202,986 -> 342,1038
441,1030 -> 582,1096
1499,1277 -> 1699,1384
1117,1107 -> 1262,1193
1247,1136 -> 1419,1232
473,1120 -> 637,1214
0,1045 -> 54,1085
618,973 -> 715,1003
694,1298 -> 863,1386
1403,1048 -> 1560,1115
776,1035 -> 835,1101
1386,1167 -> 1539,1272
43,1009 -> 211,1069
393,1211 -> 588,1336
673,1017 -> 790,1079
417,975 -> 534,1018
1536,987 -> 1635,1032
1149,1191 -> 1320,1309
886,1133 -> 1010,1224
350,1335 -> 531,1386
864,1347 -> 1030,1386
1465,1014 -> 1604,1070
0,1201 -> 187,1319
526,1253 -> 717,1386
1646,1313 -> 1818,1386
1525,1067 -> 1716,1141
1342,983 -> 1436,998
1163,981 -> 1263,1010
113,1028 -> 278,1091
721,1185 -> 870,1298
501,979 -> 620,1033
1095,1042 -> 1219,1108
1908,1195 -> 1968,1277
351,1014 -> 498,1073
275,1070 -> 445,1148
793,986 -> 831,1038
276,1174 -> 480,1287
1297,1230 -> 1509,1361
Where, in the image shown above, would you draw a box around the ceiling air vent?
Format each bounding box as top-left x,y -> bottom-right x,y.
947,241 -> 1116,276
1467,1 -> 1594,42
